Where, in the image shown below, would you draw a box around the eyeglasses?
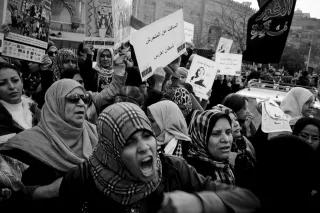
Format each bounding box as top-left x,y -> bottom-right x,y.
65,93 -> 91,105
48,51 -> 57,57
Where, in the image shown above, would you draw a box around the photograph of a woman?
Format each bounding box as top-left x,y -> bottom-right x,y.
191,66 -> 206,87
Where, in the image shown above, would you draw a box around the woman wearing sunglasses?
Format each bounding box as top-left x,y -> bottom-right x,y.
0,79 -> 98,212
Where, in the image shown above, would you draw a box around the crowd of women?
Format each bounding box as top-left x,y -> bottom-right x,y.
0,39 -> 319,213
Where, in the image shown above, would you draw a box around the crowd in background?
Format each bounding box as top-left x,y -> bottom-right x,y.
0,25 -> 320,213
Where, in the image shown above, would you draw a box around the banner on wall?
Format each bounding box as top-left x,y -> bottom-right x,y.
216,37 -> 233,53
186,54 -> 217,100
130,9 -> 186,81
85,0 -> 132,48
215,53 -> 242,76
184,21 -> 194,43
1,0 -> 51,62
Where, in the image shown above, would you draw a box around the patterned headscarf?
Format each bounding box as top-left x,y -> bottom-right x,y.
188,109 -> 235,184
148,100 -> 191,145
171,87 -> 193,117
89,102 -> 162,205
52,48 -> 77,81
95,48 -> 114,90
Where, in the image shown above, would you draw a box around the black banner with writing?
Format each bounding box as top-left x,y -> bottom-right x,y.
243,0 -> 297,63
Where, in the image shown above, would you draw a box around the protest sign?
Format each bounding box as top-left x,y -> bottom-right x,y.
184,21 -> 194,43
130,9 -> 186,81
0,33 -> 4,53
186,54 -> 217,100
215,53 -> 242,76
216,37 -> 233,53
85,0 -> 132,48
1,0 -> 51,63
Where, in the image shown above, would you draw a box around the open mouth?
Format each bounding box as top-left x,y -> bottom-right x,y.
139,156 -> 154,177
220,146 -> 231,153
75,111 -> 85,115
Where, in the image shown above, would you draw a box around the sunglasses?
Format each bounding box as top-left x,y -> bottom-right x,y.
65,93 -> 91,105
48,51 -> 57,57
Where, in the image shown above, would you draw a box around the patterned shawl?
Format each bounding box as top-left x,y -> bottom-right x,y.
4,79 -> 98,172
52,48 -> 77,81
171,87 -> 193,118
95,48 -> 114,90
148,100 -> 191,145
89,102 -> 162,205
188,109 -> 235,185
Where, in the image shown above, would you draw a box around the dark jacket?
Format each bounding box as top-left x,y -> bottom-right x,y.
60,154 -> 260,213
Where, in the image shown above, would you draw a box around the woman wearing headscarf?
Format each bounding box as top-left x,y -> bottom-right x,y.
51,48 -> 77,82
94,48 -> 114,92
147,100 -> 191,158
186,109 -> 235,185
280,87 -> 315,125
212,104 -> 256,189
60,102 -> 260,213
0,79 -> 98,210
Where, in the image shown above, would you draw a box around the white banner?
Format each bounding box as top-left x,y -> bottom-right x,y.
216,37 -> 233,53
130,9 -> 186,81
216,53 -> 242,76
184,21 -> 194,43
186,54 -> 217,100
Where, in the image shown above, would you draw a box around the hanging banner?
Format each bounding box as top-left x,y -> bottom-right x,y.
131,9 -> 186,81
216,37 -> 233,53
184,21 -> 194,43
186,54 -> 217,100
216,53 -> 242,76
1,0 -> 51,62
85,0 -> 132,49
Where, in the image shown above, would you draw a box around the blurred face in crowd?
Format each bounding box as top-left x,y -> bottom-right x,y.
47,46 -> 58,58
63,57 -> 77,71
229,113 -> 242,139
64,88 -> 87,127
121,130 -> 157,182
100,49 -> 113,69
72,73 -> 84,87
208,118 -> 233,161
0,68 -> 23,104
298,124 -> 320,151
236,100 -> 250,122
302,96 -> 315,117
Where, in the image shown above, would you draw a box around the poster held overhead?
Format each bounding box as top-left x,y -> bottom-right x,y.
130,9 -> 186,81
85,0 -> 132,49
0,0 -> 51,63
186,54 -> 217,100
216,53 -> 242,76
216,37 -> 233,53
184,21 -> 194,43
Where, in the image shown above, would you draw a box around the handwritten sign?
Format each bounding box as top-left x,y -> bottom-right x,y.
130,9 -> 186,81
186,54 -> 217,100
0,33 -> 3,53
216,37 -> 233,53
184,21 -> 194,43
1,0 -> 51,62
261,101 -> 291,133
215,53 -> 242,76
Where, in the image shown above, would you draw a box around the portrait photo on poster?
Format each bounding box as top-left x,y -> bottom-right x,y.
190,66 -> 206,88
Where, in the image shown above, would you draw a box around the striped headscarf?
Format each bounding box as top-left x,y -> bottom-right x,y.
188,109 -> 235,185
171,87 -> 193,118
89,102 -> 162,205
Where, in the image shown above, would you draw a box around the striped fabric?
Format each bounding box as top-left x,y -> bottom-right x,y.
188,109 -> 235,185
89,102 -> 162,205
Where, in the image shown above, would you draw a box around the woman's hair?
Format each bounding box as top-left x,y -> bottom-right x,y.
222,93 -> 248,113
0,62 -> 21,76
293,117 -> 320,137
191,67 -> 203,81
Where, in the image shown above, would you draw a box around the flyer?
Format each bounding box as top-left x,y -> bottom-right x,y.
1,0 -> 51,62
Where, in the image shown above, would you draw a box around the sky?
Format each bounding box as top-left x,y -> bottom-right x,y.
233,0 -> 320,19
